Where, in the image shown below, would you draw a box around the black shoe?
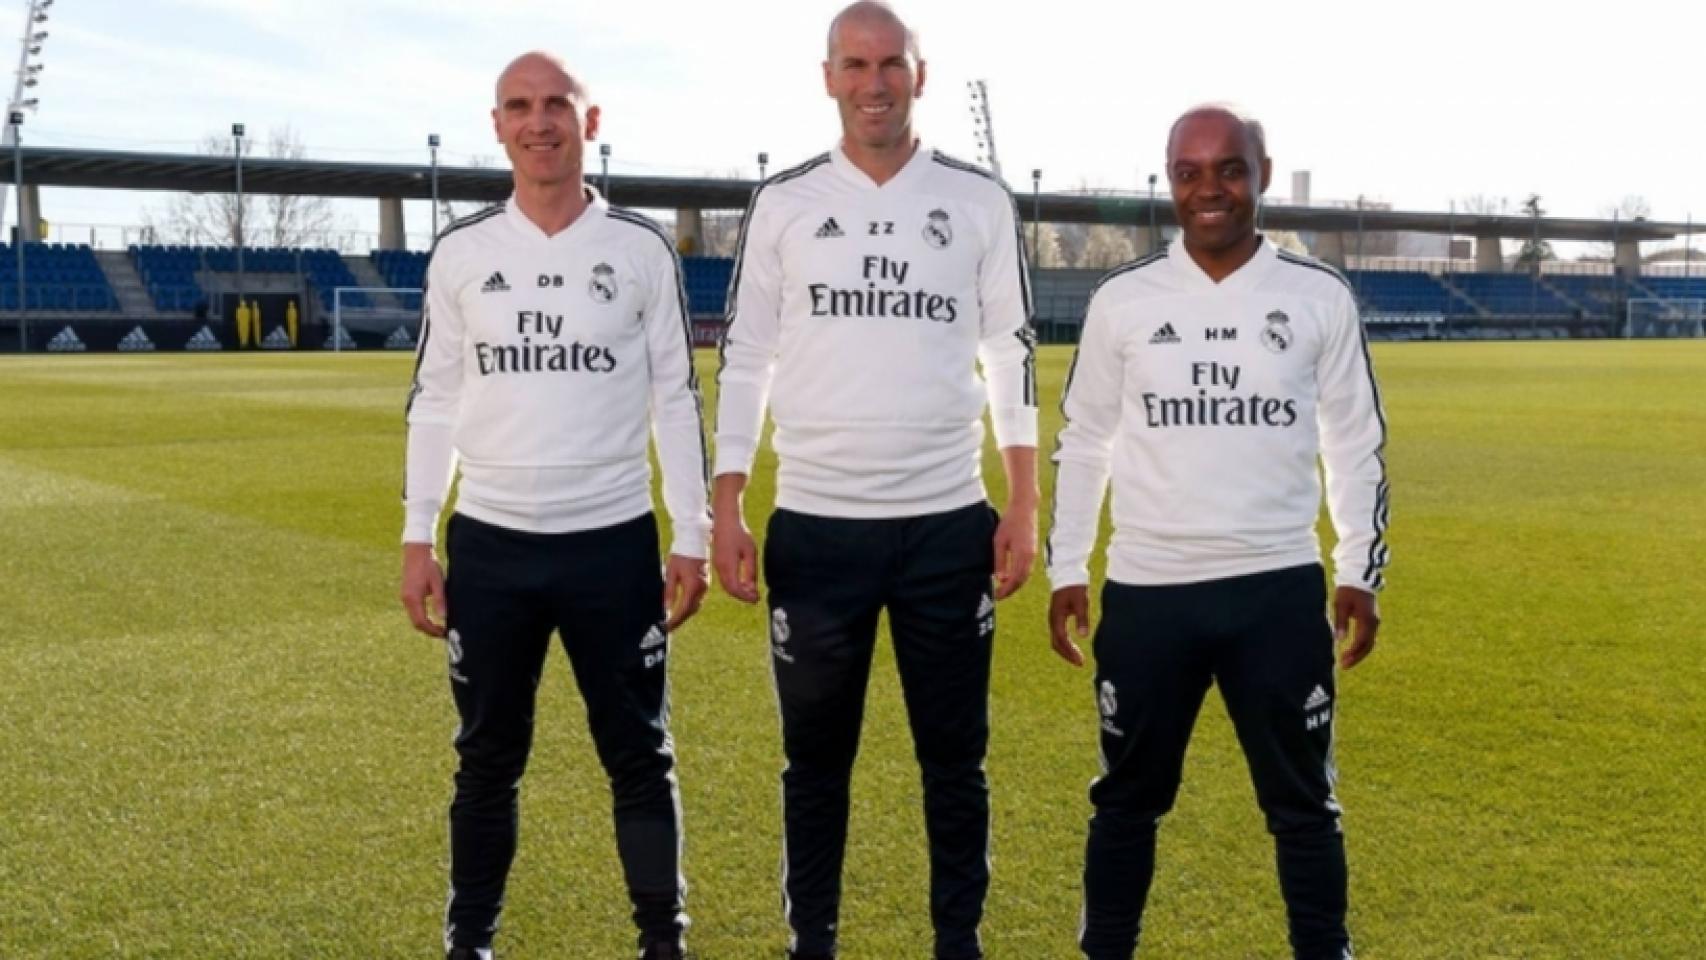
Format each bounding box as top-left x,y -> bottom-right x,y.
786,952 -> 835,960
638,941 -> 686,960
446,947 -> 492,960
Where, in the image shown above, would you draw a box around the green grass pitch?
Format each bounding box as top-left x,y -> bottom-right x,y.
2,341 -> 1702,958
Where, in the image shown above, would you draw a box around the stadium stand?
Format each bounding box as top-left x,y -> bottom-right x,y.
682,256 -> 734,316
23,238 -> 1657,345
0,242 -> 120,311
1447,273 -> 1575,316
130,244 -> 205,313
1541,275 -> 1624,319
128,245 -> 371,313
371,249 -> 426,310
300,249 -> 368,310
1348,271 -> 1475,316
1632,276 -> 1706,300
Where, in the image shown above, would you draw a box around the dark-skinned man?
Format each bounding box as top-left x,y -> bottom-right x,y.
1046,104 -> 1387,960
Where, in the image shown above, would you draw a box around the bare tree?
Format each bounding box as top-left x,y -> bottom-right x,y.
1264,229 -> 1309,255
1077,224 -> 1140,269
436,154 -> 501,233
1457,194 -> 1510,217
143,126 -> 347,247
1027,222 -> 1067,269
1588,195 -> 1653,259
696,212 -> 744,257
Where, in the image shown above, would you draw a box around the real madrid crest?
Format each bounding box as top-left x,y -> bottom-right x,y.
922,208 -> 954,249
588,262 -> 618,303
1261,309 -> 1293,354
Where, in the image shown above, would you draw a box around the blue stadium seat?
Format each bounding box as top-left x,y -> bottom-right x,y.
1347,271 -> 1474,316
1449,274 -> 1574,316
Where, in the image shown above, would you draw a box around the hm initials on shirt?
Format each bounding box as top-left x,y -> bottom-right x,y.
1205,327 -> 1238,341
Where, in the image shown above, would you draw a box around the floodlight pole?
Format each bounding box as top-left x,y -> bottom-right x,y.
1030,168 -> 1041,257
599,143 -> 610,199
233,122 -> 246,312
1445,199 -> 1455,279
428,133 -> 441,238
12,110 -> 24,352
1147,174 -> 1158,251
2,0 -> 51,228
1685,213 -> 1694,279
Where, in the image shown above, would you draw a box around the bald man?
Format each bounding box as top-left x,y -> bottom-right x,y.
401,52 -> 709,960
1046,105 -> 1386,959
712,3 -> 1038,958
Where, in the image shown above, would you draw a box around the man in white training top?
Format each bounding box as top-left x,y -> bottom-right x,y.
712,4 -> 1039,958
399,51 -> 710,960
1047,105 -> 1388,960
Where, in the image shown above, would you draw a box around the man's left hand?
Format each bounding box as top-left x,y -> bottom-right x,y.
992,506 -> 1037,600
1333,585 -> 1381,669
663,554 -> 710,632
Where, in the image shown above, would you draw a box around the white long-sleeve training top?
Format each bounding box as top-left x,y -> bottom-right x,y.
403,193 -> 711,557
1046,237 -> 1390,592
714,144 -> 1038,518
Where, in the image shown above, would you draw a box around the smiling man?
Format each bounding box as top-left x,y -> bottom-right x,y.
400,51 -> 710,960
711,3 -> 1038,958
1046,105 -> 1388,959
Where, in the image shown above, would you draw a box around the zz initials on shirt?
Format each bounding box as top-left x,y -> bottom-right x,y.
867,220 -> 895,236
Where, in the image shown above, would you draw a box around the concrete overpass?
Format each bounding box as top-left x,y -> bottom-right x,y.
3,146 -> 1686,273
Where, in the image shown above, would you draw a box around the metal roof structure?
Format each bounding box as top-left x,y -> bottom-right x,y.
2,145 -> 1688,243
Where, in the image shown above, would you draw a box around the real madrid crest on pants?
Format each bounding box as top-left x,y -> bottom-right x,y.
588,262 -> 618,303
923,208 -> 953,249
1262,309 -> 1293,353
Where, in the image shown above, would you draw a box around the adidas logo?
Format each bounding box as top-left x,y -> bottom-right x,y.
47,326 -> 86,352
261,327 -> 293,350
184,326 -> 222,351
384,326 -> 417,350
481,271 -> 510,293
639,625 -> 667,650
1149,323 -> 1181,345
976,593 -> 995,620
322,327 -> 356,350
118,326 -> 156,352
1304,685 -> 1331,711
814,217 -> 844,239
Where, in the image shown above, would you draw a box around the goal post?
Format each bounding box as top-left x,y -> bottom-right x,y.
1624,298 -> 1706,339
331,286 -> 424,352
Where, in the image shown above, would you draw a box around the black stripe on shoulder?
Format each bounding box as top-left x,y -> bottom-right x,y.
767,152 -> 833,189
1088,250 -> 1169,300
928,150 -> 1015,190
779,152 -> 833,180
606,206 -> 674,248
431,202 -> 503,250
1276,249 -> 1354,293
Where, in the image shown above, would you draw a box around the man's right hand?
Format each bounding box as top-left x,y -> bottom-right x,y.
1047,586 -> 1090,667
712,473 -> 761,603
400,542 -> 448,637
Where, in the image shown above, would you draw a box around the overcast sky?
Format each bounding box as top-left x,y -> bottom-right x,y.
22,0 -> 1706,249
